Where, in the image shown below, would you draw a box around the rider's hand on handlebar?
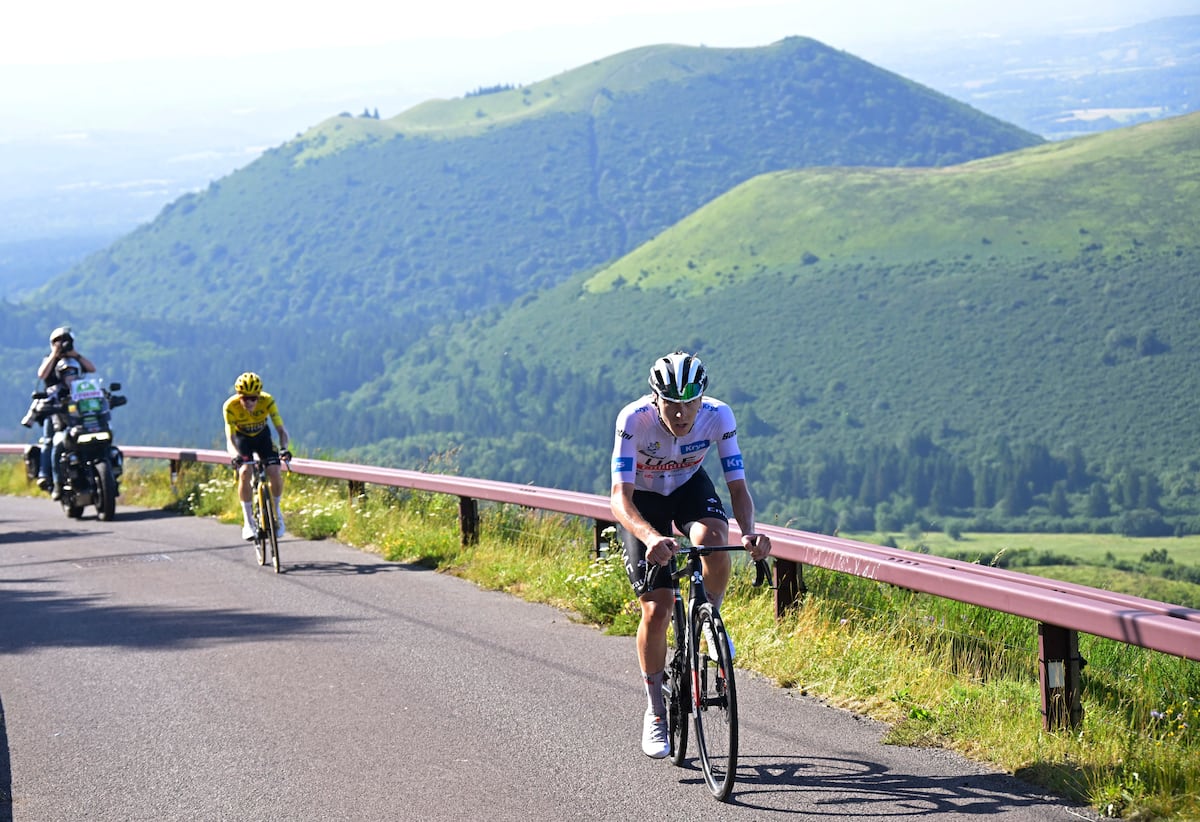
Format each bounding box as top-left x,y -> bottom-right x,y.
742,533 -> 772,562
279,449 -> 292,461
646,535 -> 678,566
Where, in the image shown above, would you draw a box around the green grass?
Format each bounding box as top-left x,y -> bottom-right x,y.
860,530 -> 1200,567
4,456 -> 1199,819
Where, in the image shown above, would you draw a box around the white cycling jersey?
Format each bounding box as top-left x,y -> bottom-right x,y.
611,394 -> 745,496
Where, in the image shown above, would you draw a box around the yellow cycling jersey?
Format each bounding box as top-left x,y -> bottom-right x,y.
223,392 -> 284,437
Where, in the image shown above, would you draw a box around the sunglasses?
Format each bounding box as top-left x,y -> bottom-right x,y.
659,383 -> 703,403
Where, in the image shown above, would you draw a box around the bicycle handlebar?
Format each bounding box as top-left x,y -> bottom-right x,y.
664,544 -> 774,589
230,451 -> 293,470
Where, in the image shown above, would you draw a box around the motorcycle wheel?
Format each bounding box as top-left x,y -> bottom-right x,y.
96,461 -> 117,521
63,497 -> 84,519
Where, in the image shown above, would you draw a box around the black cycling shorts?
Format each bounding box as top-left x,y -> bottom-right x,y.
621,468 -> 729,597
233,430 -> 280,465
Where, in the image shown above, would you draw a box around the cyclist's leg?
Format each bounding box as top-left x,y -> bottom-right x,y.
231,433 -> 256,534
623,522 -> 674,713
622,496 -> 677,758
673,469 -> 733,607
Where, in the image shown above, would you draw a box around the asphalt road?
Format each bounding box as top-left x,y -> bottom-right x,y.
0,496 -> 1099,821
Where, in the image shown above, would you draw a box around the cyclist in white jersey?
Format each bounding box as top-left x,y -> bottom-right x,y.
610,351 -> 771,759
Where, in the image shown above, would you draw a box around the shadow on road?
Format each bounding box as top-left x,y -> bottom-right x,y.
0,579 -> 357,655
688,754 -> 1094,818
0,694 -> 9,822
282,559 -> 430,576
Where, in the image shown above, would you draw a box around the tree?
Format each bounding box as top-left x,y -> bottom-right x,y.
1049,481 -> 1071,517
1086,482 -> 1111,518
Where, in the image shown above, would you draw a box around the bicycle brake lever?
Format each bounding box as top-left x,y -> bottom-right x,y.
753,559 -> 775,589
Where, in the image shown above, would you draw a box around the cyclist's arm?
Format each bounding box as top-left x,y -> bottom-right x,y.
264,396 -> 288,450
222,399 -> 241,459
727,478 -> 771,561
610,481 -> 677,566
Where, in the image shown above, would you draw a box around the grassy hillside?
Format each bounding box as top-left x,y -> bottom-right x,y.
328,113 -> 1200,529
586,113 -> 1199,293
0,37 -> 1041,453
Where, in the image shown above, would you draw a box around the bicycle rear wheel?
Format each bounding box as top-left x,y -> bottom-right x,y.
692,603 -> 738,801
665,607 -> 690,765
261,491 -> 280,573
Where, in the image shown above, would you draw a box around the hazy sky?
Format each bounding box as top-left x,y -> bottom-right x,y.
4,0 -> 1191,139
3,0 -> 1178,65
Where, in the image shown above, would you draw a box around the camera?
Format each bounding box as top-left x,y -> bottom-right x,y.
59,338 -> 74,351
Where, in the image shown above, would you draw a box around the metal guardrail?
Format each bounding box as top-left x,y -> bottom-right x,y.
4,442 -> 1199,730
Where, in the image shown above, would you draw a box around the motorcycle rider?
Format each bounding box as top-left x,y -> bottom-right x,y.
45,358 -> 84,500
34,327 -> 95,492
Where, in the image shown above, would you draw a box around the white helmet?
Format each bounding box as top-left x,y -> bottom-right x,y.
648,351 -> 708,402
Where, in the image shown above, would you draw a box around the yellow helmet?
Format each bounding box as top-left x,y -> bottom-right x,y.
234,372 -> 263,396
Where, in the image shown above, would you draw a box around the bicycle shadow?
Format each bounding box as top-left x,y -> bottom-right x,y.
281,559 -> 428,576
672,754 -> 1094,818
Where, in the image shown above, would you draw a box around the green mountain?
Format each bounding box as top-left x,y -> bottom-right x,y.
21,36 -> 1181,532
328,113 -> 1200,531
0,38 -> 1038,437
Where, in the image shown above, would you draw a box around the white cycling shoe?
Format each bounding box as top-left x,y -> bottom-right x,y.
242,522 -> 256,541
641,710 -> 670,759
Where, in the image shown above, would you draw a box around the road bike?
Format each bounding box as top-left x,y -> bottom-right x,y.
232,451 -> 290,573
659,543 -> 772,801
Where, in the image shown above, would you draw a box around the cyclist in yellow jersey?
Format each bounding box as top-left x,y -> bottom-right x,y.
223,372 -> 291,540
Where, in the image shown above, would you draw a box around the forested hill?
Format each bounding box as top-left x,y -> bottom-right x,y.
327,113 -> 1200,535
1,37 -> 1040,439
47,38 -> 1037,335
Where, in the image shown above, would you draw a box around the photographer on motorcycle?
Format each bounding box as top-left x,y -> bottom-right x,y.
33,327 -> 95,491
43,358 -> 85,500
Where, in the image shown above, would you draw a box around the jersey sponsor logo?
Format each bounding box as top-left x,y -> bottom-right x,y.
613,456 -> 634,473
638,453 -> 704,472
722,429 -> 737,440
617,428 -> 632,440
680,439 -> 709,454
645,441 -> 662,456
721,454 -> 744,472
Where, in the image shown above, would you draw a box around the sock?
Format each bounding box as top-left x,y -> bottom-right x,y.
242,501 -> 254,524
274,496 -> 283,519
643,670 -> 666,716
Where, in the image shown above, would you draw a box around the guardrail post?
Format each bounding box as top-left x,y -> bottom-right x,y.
169,459 -> 181,493
1038,623 -> 1083,731
348,480 -> 366,501
774,559 -> 805,617
459,496 -> 479,546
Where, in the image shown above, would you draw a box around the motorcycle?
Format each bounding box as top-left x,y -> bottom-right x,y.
21,375 -> 128,520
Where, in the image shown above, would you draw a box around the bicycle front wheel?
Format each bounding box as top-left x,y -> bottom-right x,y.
252,483 -> 268,566
261,492 -> 280,573
692,603 -> 738,801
